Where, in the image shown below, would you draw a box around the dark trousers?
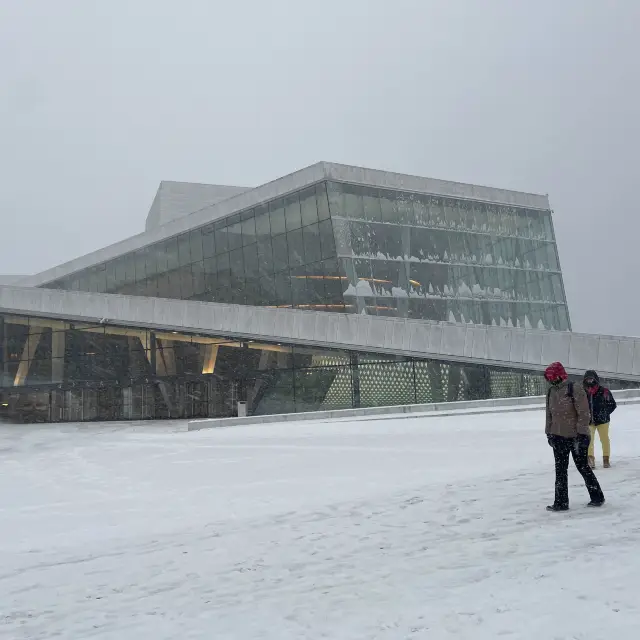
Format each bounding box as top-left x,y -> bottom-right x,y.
549,434 -> 605,508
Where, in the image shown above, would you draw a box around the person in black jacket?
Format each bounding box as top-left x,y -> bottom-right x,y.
583,370 -> 617,469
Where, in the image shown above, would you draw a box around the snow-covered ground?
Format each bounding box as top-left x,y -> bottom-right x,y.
1,408 -> 640,639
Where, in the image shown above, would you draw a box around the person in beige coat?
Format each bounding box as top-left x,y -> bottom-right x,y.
544,362 -> 605,511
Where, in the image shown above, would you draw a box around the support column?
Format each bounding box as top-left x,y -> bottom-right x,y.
149,332 -> 157,374
237,342 -> 250,402
14,328 -> 43,386
51,330 -> 65,383
248,349 -> 272,410
155,338 -> 176,376
202,344 -> 219,374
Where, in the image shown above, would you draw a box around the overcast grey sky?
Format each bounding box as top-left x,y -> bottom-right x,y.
1,0 -> 638,336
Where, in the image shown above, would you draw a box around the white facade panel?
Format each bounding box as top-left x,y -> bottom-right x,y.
1,285 -> 638,382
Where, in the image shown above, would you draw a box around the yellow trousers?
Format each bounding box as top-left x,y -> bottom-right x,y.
589,423 -> 610,457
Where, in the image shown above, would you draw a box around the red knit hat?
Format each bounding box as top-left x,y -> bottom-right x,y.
544,362 -> 568,382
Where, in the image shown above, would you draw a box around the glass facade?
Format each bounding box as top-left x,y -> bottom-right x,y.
328,182 -> 569,329
0,312 -> 634,424
42,180 -> 570,329
45,184 -> 343,312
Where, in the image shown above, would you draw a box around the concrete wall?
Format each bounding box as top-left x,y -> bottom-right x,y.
2,285 -> 639,381
188,387 -> 640,431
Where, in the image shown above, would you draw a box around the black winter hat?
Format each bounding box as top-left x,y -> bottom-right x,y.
584,370 -> 600,384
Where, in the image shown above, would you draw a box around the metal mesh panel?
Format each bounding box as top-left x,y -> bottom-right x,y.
359,361 -> 415,408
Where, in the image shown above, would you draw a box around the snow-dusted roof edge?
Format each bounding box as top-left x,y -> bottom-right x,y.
0,286 -> 636,381
17,162 -> 551,289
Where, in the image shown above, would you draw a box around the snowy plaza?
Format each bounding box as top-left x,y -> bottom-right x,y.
2,406 -> 640,639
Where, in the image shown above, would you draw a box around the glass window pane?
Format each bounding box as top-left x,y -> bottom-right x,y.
124,254 -> 136,283
331,217 -> 352,257
362,187 -> 382,222
458,200 -> 473,231
227,220 -> 242,251
259,274 -> 275,305
145,246 -> 158,276
229,247 -> 244,281
397,194 -> 415,225
551,274 -> 565,303
500,206 -> 517,236
274,271 -> 292,307
272,234 -> 289,272
557,305 -> 570,330
516,210 -> 531,238
203,257 -> 216,294
113,257 -> 126,288
255,205 -> 270,240
201,224 -> 215,259
191,260 -> 206,297
327,181 -> 341,216
343,183 -> 365,220
270,198 -> 286,235
300,187 -> 318,226
87,265 -> 105,292
162,238 -> 177,271
134,250 -> 147,281
306,268 -> 326,304
285,193 -> 302,231
291,269 -> 308,306
176,265 -> 194,298
316,182 -> 330,220
319,218 -> 336,259
541,211 -> 554,241
231,277 -> 246,304
257,237 -> 274,276
412,195 -> 429,227
241,212 -> 256,246
486,205 -> 502,235
539,273 -> 554,303
545,243 -> 560,272
214,225 -> 228,254
379,189 -> 395,223
473,202 -> 488,232
105,262 -> 116,291
177,233 -> 191,265
303,223 -> 321,264
243,243 -> 259,279
529,210 -> 545,240
287,228 -> 305,267
217,253 -> 231,301
189,229 -> 204,262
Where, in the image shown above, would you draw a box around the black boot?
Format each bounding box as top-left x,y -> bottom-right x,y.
546,504 -> 569,512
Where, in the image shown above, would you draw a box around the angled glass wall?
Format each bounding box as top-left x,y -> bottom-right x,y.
44,184 -> 344,312
0,312 -> 633,424
42,179 -> 570,329
327,182 -> 570,330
